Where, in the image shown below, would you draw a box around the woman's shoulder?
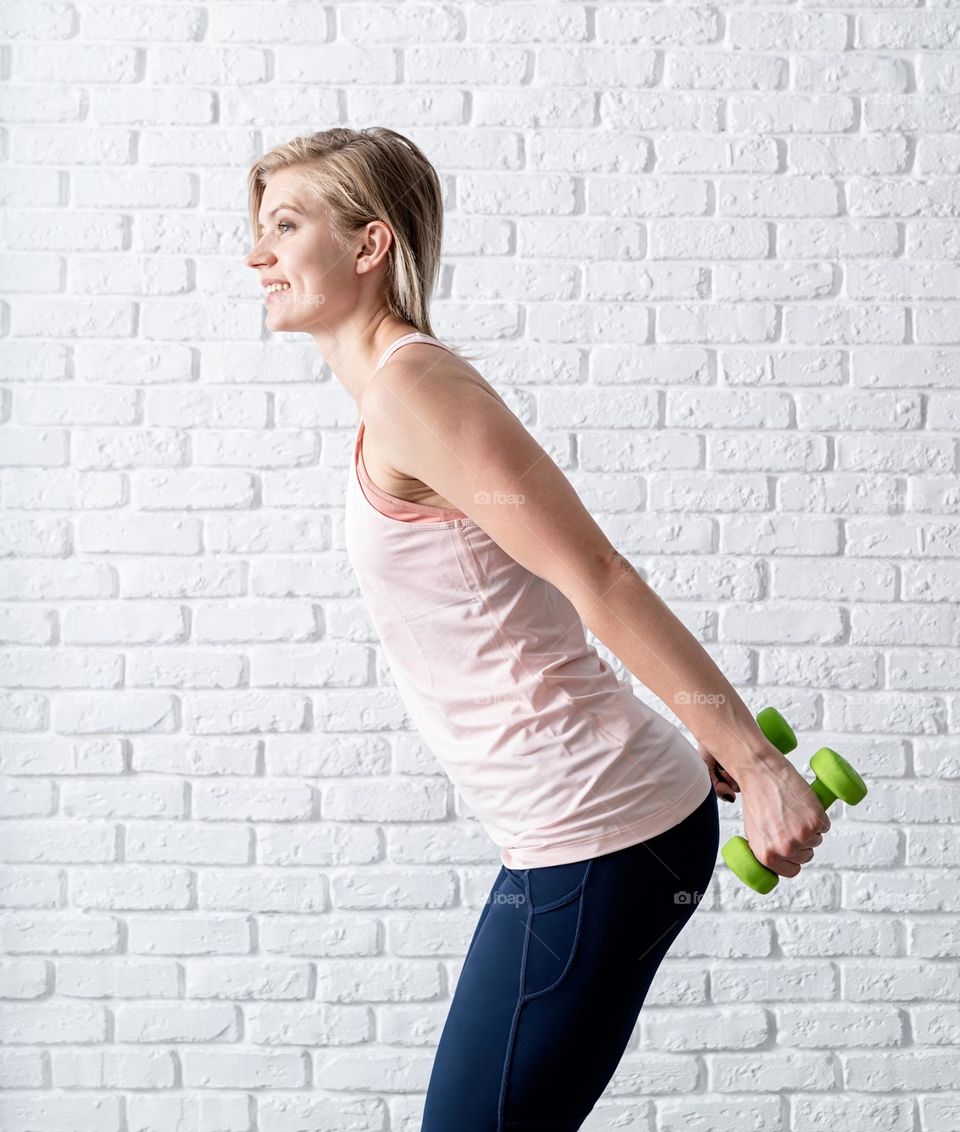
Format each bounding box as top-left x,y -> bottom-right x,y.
372,344 -> 511,417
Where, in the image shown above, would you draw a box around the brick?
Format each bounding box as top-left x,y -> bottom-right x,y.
777,1004 -> 904,1048
842,1050 -> 958,1091
791,1094 -> 913,1132
842,960 -> 960,1002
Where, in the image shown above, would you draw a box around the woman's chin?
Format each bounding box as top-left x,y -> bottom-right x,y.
267,307 -> 312,334
267,302 -> 295,322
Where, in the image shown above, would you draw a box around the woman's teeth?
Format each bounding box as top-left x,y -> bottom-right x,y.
266,282 -> 291,293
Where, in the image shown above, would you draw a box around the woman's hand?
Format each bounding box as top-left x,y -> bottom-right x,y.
700,740 -> 832,879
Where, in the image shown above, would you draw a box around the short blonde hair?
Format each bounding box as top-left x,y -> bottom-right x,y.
247,127 -> 480,363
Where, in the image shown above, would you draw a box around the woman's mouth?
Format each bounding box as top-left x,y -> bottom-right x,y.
265,282 -> 292,305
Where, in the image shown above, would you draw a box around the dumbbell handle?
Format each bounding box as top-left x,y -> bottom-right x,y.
808,775 -> 840,812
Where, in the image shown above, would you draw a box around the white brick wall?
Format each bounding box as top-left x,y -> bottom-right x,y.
1,3 -> 959,1129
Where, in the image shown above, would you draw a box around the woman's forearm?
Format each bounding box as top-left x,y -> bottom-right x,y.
578,553 -> 775,779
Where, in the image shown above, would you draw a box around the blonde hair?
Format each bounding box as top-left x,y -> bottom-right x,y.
247,127 -> 482,364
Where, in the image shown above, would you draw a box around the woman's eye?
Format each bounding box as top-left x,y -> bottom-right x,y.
277,221 -> 294,233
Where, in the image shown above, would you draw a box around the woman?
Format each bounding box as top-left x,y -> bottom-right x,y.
245,127 -> 830,1131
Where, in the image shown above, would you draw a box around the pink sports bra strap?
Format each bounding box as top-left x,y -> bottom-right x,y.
374,332 -> 451,372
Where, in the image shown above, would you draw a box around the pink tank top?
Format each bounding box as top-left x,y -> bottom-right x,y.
344,332 -> 711,868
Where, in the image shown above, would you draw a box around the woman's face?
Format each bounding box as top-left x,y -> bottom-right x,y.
244,169 -> 360,335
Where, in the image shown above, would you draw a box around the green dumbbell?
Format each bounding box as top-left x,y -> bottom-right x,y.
721,707 -> 868,895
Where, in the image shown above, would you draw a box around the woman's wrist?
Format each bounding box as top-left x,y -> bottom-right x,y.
728,736 -> 787,782
701,713 -> 784,782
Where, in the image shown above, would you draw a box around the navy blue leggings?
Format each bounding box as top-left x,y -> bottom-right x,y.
420,786 -> 719,1131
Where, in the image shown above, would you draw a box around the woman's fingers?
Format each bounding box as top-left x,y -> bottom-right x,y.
779,845 -> 816,867
711,772 -> 736,802
714,764 -> 740,793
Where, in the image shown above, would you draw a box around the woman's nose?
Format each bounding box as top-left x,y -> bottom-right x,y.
245,246 -> 271,268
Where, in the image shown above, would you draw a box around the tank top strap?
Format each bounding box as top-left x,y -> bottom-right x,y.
374,332 -> 452,372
